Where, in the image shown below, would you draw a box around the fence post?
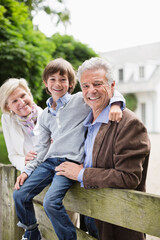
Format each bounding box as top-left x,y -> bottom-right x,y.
0,164 -> 2,240
0,164 -> 23,240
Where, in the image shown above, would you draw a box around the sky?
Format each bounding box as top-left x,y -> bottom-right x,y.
33,0 -> 160,53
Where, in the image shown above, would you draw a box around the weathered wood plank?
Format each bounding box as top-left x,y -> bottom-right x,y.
34,201 -> 96,240
1,165 -> 160,239
0,164 -> 23,240
34,181 -> 160,238
64,183 -> 160,238
0,164 -> 3,240
0,165 -> 95,240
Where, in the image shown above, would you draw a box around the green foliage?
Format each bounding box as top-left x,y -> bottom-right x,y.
0,0 -> 99,162
125,93 -> 138,111
0,110 -> 2,127
17,0 -> 70,31
0,110 -> 9,164
0,0 -> 55,101
0,0 -> 98,107
0,132 -> 10,164
51,33 -> 98,70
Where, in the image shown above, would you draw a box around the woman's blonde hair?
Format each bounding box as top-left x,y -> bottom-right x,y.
0,78 -> 33,113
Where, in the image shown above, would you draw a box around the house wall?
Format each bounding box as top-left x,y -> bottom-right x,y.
113,63 -> 159,132
101,43 -> 160,133
114,62 -> 156,84
113,63 -> 136,83
154,85 -> 160,133
135,62 -> 155,81
145,62 -> 156,80
133,84 -> 160,133
135,92 -> 156,133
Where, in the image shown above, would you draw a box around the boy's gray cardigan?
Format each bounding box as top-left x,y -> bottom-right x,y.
23,92 -> 90,175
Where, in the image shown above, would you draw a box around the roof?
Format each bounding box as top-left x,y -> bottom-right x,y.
100,42 -> 160,65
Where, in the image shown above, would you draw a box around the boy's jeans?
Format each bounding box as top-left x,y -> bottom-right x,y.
13,158 -> 76,240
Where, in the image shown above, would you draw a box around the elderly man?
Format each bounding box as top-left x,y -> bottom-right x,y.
56,57 -> 150,240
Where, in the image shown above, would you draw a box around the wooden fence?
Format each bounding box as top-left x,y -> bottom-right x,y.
0,163 -> 160,240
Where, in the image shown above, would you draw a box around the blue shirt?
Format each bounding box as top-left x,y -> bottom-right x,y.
46,92 -> 71,116
78,105 -> 111,187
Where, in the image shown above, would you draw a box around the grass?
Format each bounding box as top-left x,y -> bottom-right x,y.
0,110 -> 2,127
0,109 -> 10,164
0,132 -> 10,164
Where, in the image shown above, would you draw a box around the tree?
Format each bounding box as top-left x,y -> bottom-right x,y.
0,0 -> 55,101
0,0 -> 98,107
124,93 -> 138,111
17,0 -> 70,32
51,33 -> 98,69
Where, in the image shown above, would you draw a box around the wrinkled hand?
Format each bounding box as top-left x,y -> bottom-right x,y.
25,151 -> 37,165
55,162 -> 83,181
14,172 -> 28,190
109,103 -> 122,122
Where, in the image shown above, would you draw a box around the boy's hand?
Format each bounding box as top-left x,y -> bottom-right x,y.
109,102 -> 122,123
14,172 -> 28,190
55,162 -> 83,181
25,151 -> 37,165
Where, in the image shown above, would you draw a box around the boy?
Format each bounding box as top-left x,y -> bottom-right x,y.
13,58 -> 125,240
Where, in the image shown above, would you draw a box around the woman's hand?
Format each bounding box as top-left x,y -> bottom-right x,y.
25,151 -> 37,165
109,102 -> 123,123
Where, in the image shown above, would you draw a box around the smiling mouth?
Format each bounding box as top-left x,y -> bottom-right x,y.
19,104 -> 29,111
53,89 -> 63,92
88,96 -> 100,101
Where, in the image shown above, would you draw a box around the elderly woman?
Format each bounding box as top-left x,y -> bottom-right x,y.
0,78 -> 43,171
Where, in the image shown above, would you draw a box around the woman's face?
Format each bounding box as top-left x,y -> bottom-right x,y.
7,87 -> 33,117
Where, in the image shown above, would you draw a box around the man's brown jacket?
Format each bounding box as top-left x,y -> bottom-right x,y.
83,108 -> 150,240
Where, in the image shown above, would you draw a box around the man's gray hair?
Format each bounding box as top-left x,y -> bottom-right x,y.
77,57 -> 114,85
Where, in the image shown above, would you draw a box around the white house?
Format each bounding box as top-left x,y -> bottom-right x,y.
100,42 -> 160,133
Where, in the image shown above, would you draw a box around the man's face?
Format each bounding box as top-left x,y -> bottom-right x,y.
81,69 -> 115,117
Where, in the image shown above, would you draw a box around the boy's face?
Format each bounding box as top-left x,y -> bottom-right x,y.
44,71 -> 71,101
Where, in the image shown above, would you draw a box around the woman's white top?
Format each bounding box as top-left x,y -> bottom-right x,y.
1,106 -> 43,171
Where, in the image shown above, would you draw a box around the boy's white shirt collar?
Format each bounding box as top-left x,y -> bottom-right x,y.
46,92 -> 71,108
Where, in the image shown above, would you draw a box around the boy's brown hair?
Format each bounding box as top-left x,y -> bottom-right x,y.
43,58 -> 77,94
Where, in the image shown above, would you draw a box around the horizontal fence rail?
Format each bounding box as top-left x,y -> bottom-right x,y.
1,164 -> 160,240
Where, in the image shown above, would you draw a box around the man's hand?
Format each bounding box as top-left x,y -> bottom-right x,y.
109,103 -> 122,122
25,151 -> 37,165
55,162 -> 83,181
14,172 -> 28,190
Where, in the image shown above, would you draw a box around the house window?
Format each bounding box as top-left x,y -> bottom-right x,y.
139,66 -> 144,78
141,103 -> 146,124
119,69 -> 123,82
